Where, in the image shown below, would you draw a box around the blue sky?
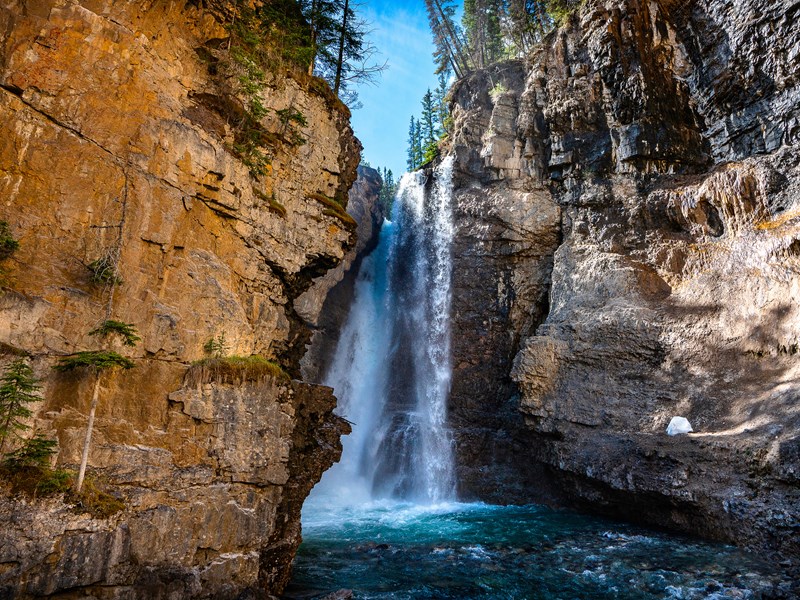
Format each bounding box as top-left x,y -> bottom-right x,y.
350,1 -> 441,177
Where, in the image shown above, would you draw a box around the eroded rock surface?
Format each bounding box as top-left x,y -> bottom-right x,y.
447,0 -> 800,570
0,1 -> 355,597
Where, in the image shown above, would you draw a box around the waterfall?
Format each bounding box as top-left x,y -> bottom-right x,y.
312,156 -> 456,505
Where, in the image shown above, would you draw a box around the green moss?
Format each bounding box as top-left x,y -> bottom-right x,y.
187,355 -> 289,385
322,208 -> 357,228
254,189 -> 287,218
69,475 -> 125,519
308,192 -> 356,228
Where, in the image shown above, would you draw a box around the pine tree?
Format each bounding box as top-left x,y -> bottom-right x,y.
407,116 -> 419,171
506,0 -> 553,53
300,0 -> 342,76
463,0 -> 507,68
54,322 -> 139,492
485,0 -> 506,62
434,71 -> 451,133
378,167 -> 396,214
0,360 -> 42,455
300,0 -> 386,106
421,89 -> 438,146
424,0 -> 471,77
413,118 -> 424,168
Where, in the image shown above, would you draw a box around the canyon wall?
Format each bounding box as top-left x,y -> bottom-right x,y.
447,0 -> 800,567
0,1 -> 359,597
298,165 -> 384,383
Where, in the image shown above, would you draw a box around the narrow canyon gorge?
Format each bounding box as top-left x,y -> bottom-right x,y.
0,0 -> 798,598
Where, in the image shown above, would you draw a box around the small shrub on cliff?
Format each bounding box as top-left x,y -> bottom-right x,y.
89,320 -> 141,347
87,254 -> 122,286
54,351 -> 135,372
203,332 -> 230,358
0,359 -> 42,455
1,434 -> 72,497
2,433 -> 56,470
489,82 -> 509,98
0,221 -> 19,261
276,107 -> 308,147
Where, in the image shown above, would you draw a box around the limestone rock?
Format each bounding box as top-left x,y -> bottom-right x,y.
0,1 -> 357,597
446,0 -> 800,569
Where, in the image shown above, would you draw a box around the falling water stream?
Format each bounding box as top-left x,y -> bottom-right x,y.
311,156 -> 457,504
289,159 -> 787,599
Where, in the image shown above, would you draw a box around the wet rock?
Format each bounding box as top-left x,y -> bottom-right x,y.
299,166 -> 385,382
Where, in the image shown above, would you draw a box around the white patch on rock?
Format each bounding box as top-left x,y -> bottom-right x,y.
667,417 -> 694,436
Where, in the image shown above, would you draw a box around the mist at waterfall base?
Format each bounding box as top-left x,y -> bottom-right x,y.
291,159 -> 784,599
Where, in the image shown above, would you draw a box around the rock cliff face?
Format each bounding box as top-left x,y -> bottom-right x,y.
447,0 -> 800,566
298,165 -> 384,383
0,1 -> 356,597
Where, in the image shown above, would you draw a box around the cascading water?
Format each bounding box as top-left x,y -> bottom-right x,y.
311,156 -> 457,505
292,156 -> 787,598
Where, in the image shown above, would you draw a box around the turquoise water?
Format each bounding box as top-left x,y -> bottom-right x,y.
288,501 -> 785,600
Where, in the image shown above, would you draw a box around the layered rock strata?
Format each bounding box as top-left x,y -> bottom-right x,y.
0,1 -> 356,597
446,0 -> 800,569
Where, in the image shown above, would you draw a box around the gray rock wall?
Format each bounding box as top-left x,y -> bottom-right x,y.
446,0 -> 800,570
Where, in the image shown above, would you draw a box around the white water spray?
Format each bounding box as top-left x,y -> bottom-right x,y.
310,157 -> 457,505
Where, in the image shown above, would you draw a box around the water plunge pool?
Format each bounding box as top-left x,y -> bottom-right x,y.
287,501 -> 785,599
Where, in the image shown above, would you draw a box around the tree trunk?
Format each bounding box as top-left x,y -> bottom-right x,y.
0,413 -> 13,455
75,374 -> 101,493
308,0 -> 318,76
433,0 -> 471,74
334,0 -> 350,94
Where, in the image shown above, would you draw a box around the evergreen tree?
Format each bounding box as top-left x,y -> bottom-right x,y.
299,0 -> 342,76
485,0 -> 506,62
424,0 -> 471,77
463,0 -> 507,68
407,116 -> 419,171
0,360 -> 42,455
54,322 -> 138,492
434,71 -> 451,133
378,167 -> 397,214
299,0 -> 386,106
506,0 -> 553,53
413,119 -> 424,168
421,89 -> 438,146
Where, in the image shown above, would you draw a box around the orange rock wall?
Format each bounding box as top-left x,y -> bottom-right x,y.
0,1 -> 357,597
